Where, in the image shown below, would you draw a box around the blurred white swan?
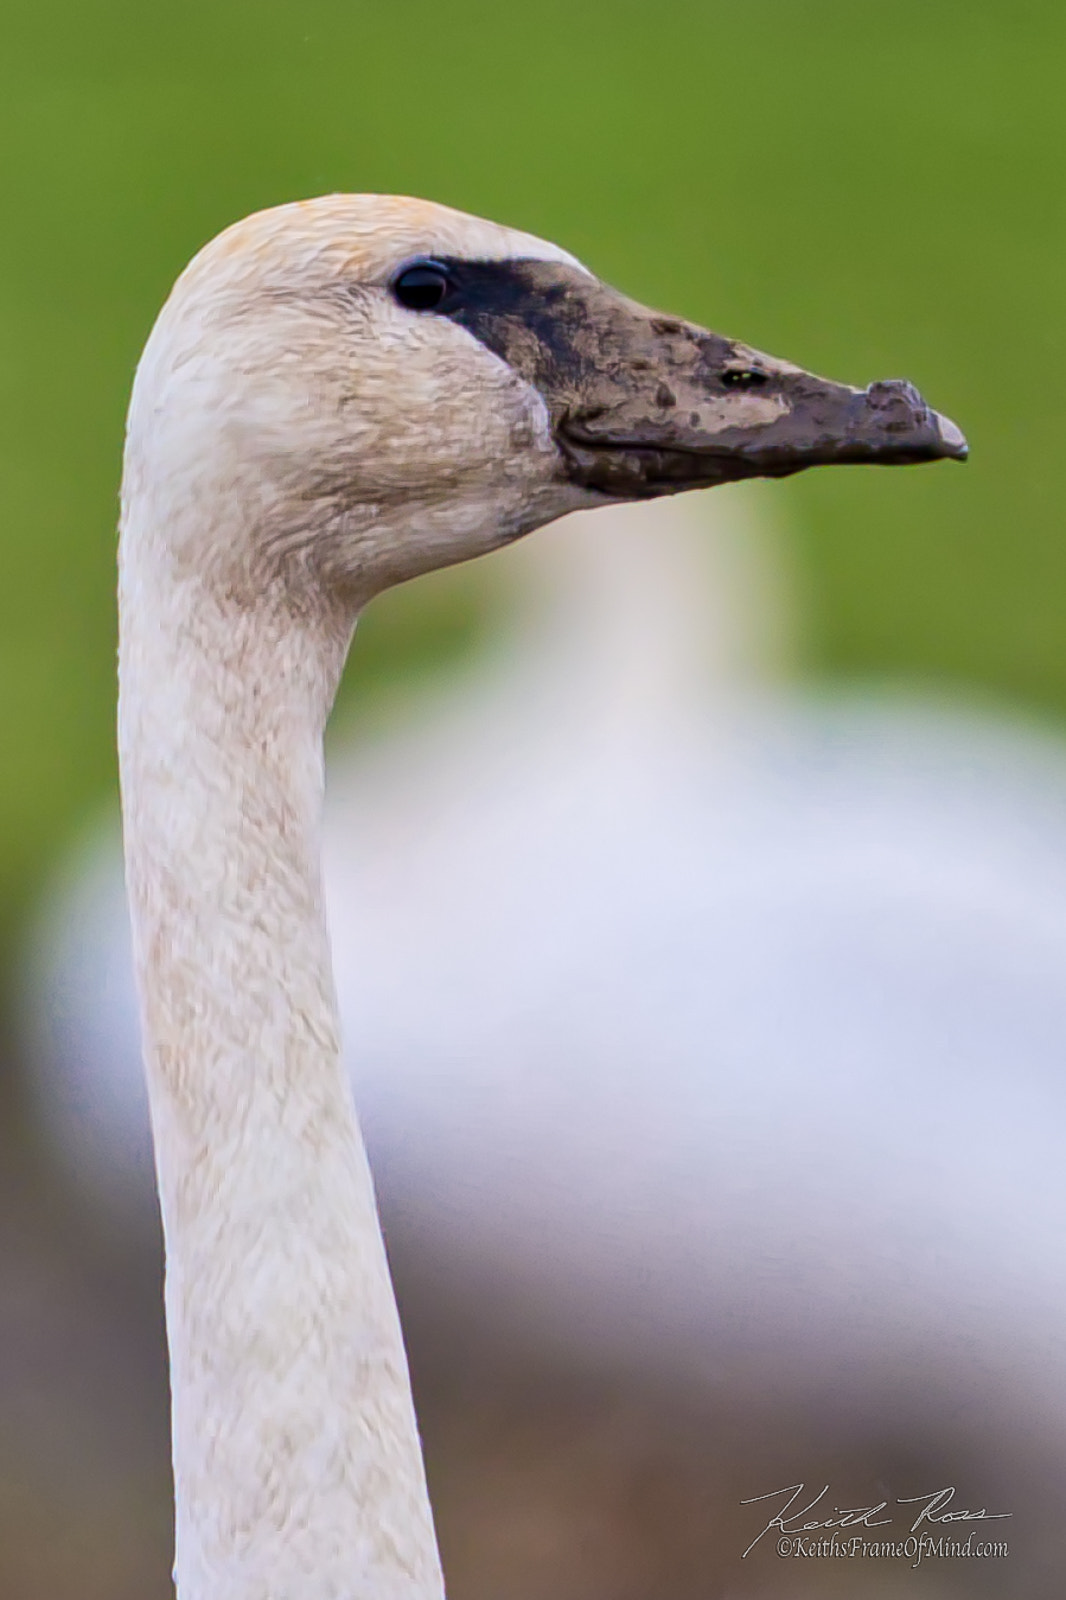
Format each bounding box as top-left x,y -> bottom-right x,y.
22,487 -> 1066,1445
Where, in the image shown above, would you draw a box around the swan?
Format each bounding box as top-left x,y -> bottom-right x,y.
114,193 -> 962,1600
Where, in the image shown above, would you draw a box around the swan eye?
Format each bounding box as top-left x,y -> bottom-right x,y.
392,262 -> 453,312
721,367 -> 770,389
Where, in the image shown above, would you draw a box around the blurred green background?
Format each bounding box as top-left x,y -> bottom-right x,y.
1,0 -> 1063,963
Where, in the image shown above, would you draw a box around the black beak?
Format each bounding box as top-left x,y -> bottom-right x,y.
557,368 -> 968,499
430,256 -> 968,500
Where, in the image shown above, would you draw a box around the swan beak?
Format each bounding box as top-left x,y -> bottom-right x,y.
437,259 -> 967,497
558,368 -> 969,498
546,301 -> 969,497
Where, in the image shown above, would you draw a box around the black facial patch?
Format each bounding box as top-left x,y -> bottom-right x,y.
409,257 -> 735,431
417,258 -> 603,381
388,257 -> 966,495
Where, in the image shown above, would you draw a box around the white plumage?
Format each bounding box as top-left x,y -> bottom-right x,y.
29,191 -> 996,1598
27,489 -> 1066,1462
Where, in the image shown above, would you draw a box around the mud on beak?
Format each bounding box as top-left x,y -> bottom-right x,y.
546,305 -> 969,500
432,257 -> 967,500
558,361 -> 969,499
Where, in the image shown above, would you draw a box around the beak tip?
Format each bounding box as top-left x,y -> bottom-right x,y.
934,410 -> 969,461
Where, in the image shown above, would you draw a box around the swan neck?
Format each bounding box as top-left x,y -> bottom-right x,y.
118,543 -> 443,1600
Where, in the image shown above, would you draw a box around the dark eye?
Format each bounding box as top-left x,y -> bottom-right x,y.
392,262 -> 452,312
721,367 -> 770,389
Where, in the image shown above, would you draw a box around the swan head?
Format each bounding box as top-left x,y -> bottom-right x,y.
124,194 -> 966,605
